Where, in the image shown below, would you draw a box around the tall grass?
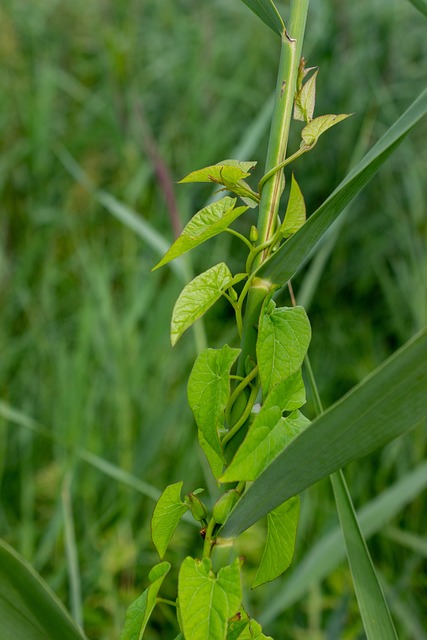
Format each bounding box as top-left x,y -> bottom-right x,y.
0,0 -> 426,638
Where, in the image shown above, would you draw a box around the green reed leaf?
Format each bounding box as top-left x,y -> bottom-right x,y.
239,0 -> 285,36
223,327 -> 427,537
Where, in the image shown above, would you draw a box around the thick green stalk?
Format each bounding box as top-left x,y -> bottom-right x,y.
236,0 -> 309,379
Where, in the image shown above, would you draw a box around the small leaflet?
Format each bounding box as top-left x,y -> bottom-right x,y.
280,174 -> 306,239
153,198 -> 248,270
178,557 -> 242,640
252,496 -> 300,588
294,69 -> 318,123
301,113 -> 352,148
151,482 -> 189,559
119,561 -> 171,640
179,160 -> 256,185
188,345 -> 240,476
171,263 -> 234,346
257,301 -> 311,397
220,409 -> 310,483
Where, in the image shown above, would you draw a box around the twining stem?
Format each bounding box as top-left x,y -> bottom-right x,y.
258,144 -> 308,195
222,381 -> 259,447
234,0 -> 310,386
225,365 -> 258,425
224,227 -> 254,251
202,517 -> 217,558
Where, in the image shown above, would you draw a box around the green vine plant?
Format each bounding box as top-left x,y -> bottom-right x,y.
117,2 -> 426,640
120,3 -> 351,640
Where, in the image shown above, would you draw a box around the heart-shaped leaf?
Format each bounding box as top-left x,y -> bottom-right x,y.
151,483 -> 189,559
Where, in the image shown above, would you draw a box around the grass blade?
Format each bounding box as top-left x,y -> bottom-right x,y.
331,471 -> 398,639
61,473 -> 84,629
257,88 -> 427,286
239,0 -> 285,36
222,326 -> 427,537
406,0 -> 427,18
0,539 -> 87,640
261,460 -> 427,622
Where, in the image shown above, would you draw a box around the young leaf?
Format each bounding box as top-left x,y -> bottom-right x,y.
239,0 -> 285,36
257,302 -> 311,396
294,69 -> 318,122
178,557 -> 242,640
257,88 -> 427,288
0,538 -> 86,640
280,174 -> 306,239
223,327 -> 427,538
331,472 -> 399,639
252,496 -> 300,588
301,113 -> 352,148
188,345 -> 240,476
221,409 -> 310,483
151,482 -> 189,559
153,198 -> 248,270
198,430 -> 225,479
179,160 -> 256,185
262,370 -> 306,412
120,562 -> 171,640
171,263 -> 234,345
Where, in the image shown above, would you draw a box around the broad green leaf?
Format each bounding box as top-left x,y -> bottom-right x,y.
221,409 -> 310,483
257,88 -> 427,287
0,538 -> 86,640
178,557 -> 242,640
257,302 -> 311,396
151,482 -> 189,559
280,174 -> 306,238
407,0 -> 427,18
198,429 -> 225,479
153,198 -> 248,270
294,69 -> 318,122
262,370 -> 306,412
120,562 -> 171,640
223,327 -> 427,537
253,496 -> 300,588
188,345 -> 240,476
301,113 -> 352,147
171,263 -> 234,346
262,461 -> 427,622
331,472 -> 398,640
179,160 -> 256,185
239,0 -> 285,36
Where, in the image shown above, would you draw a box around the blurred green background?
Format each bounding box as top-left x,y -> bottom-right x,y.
0,0 -> 426,638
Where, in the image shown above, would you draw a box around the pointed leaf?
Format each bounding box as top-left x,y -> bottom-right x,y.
223,327 -> 427,537
178,557 -> 242,640
257,302 -> 311,396
0,538 -> 87,640
151,482 -> 189,559
294,69 -> 318,122
153,198 -> 248,270
240,0 -> 285,36
120,562 -> 171,640
171,263 -> 234,345
257,88 -> 427,287
262,461 -> 427,622
406,0 -> 427,18
198,429 -> 225,479
253,496 -> 300,588
221,409 -> 310,483
301,113 -> 352,147
179,160 -> 256,185
188,345 -> 240,476
262,371 -> 306,412
331,472 -> 398,639
280,174 -> 306,238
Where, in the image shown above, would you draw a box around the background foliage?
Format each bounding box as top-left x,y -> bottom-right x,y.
0,0 -> 426,638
